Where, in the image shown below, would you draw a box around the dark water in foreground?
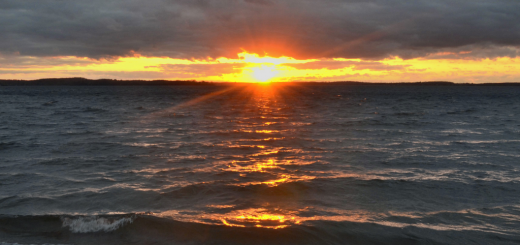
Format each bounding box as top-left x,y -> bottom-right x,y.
1,84 -> 520,245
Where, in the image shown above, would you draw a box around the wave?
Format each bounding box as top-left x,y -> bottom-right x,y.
0,141 -> 21,150
83,107 -> 107,113
62,216 -> 134,233
0,214 -> 518,245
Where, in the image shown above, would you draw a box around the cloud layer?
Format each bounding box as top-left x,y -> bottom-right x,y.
1,0 -> 519,60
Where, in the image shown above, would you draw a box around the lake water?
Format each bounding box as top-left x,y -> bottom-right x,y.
1,84 -> 520,244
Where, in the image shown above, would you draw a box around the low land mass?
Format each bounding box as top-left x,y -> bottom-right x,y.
0,77 -> 519,86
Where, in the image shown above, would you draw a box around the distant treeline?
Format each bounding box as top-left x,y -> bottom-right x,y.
292,81 -> 520,86
0,78 -> 222,86
1,78 -> 519,86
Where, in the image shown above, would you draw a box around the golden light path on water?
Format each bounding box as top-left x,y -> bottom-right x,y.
207,85 -> 310,228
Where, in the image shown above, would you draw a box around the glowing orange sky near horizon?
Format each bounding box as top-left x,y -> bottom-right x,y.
1,51 -> 520,83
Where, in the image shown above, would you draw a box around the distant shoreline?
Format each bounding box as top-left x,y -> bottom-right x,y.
1,78 -> 519,86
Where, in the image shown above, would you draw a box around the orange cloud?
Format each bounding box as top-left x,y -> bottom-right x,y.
1,52 -> 520,83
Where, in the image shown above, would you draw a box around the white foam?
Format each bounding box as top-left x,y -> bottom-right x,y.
61,216 -> 134,233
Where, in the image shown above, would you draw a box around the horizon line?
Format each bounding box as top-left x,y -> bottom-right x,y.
1,77 -> 520,86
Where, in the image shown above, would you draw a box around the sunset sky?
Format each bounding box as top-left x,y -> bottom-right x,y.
1,0 -> 519,83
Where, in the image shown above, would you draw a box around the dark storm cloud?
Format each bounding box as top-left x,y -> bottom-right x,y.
0,54 -> 96,68
1,0 -> 519,60
244,0 -> 274,6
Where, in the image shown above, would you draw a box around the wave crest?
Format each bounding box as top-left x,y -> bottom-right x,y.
61,216 -> 134,233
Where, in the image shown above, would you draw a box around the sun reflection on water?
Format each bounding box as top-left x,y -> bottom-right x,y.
154,206 -> 378,229
219,208 -> 301,229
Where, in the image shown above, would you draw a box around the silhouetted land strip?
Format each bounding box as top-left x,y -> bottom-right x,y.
1,78 -> 519,86
0,78 -> 217,86
289,81 -> 520,86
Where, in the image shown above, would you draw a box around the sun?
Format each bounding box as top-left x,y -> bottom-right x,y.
208,52 -> 317,83
247,64 -> 280,83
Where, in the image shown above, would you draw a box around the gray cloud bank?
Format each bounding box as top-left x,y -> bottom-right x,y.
1,0 -> 519,60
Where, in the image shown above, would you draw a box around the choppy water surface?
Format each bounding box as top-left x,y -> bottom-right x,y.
1,84 -> 520,244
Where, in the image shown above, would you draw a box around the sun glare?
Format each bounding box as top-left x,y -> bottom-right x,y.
221,52 -> 314,83
247,64 -> 279,83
